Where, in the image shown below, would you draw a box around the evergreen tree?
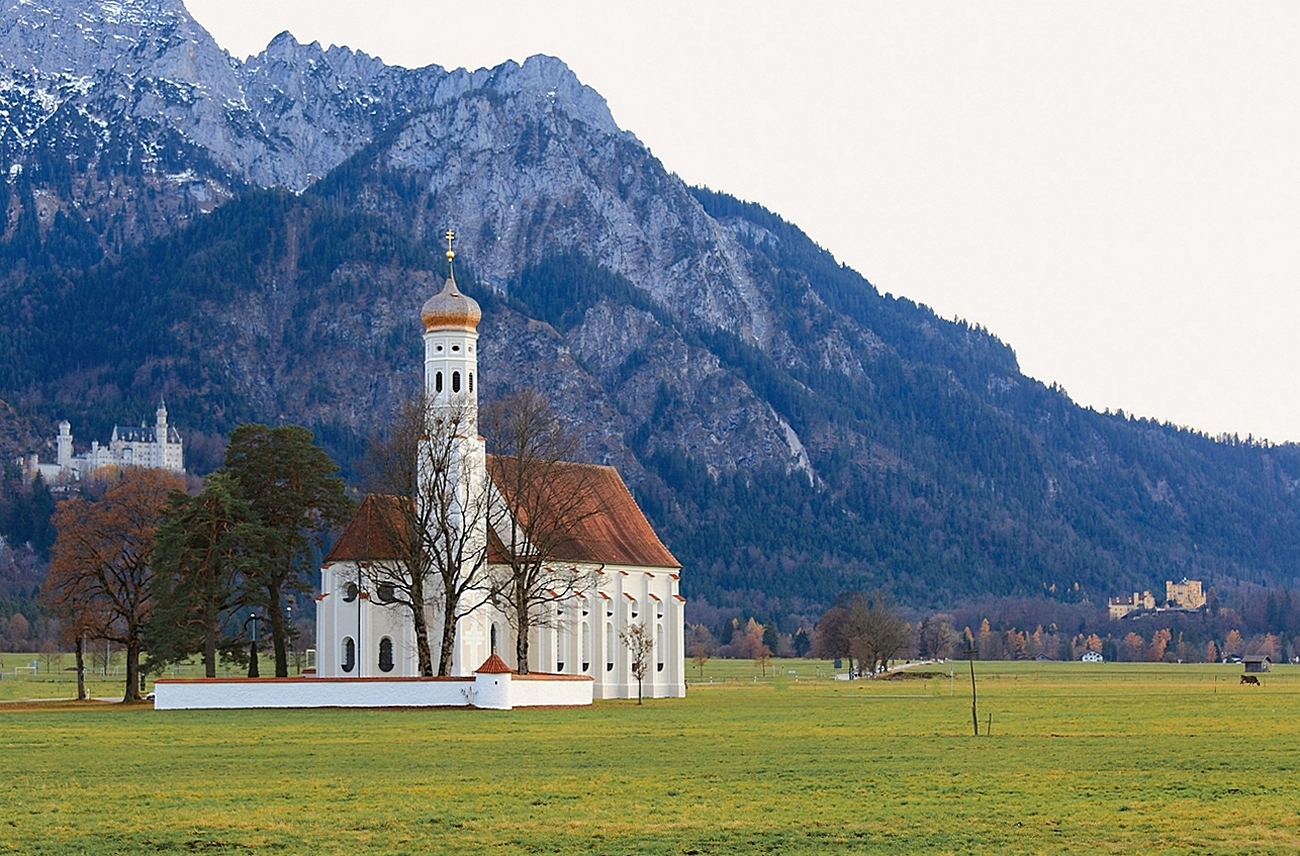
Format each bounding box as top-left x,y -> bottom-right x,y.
145,471 -> 260,677
224,424 -> 355,678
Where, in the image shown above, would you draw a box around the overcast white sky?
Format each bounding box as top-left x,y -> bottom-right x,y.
187,1 -> 1300,443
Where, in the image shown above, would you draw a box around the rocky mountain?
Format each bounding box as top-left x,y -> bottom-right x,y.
4,0 -> 1300,619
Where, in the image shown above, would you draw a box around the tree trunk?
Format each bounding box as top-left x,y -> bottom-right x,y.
514,583 -> 531,675
123,640 -> 141,703
268,578 -> 289,677
248,638 -> 260,678
75,636 -> 86,701
203,607 -> 218,678
637,677 -> 643,705
410,574 -> 434,677
437,591 -> 458,677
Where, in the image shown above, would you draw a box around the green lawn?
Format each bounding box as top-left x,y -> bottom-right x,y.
2,659 -> 1297,854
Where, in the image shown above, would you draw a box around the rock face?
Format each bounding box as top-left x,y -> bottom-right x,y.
5,0 -> 1300,615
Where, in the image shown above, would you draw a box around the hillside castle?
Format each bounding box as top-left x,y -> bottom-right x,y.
22,402 -> 184,483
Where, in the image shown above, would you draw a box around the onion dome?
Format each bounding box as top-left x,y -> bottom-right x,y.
421,275 -> 481,332
421,228 -> 481,332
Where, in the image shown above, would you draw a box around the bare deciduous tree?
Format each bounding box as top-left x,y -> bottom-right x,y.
482,390 -> 598,675
845,594 -> 913,676
621,621 -> 655,704
918,613 -> 959,660
364,395 -> 492,676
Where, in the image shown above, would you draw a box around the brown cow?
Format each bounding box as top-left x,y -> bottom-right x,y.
1241,674 -> 1260,685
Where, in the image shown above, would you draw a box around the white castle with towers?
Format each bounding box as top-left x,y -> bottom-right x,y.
24,402 -> 184,484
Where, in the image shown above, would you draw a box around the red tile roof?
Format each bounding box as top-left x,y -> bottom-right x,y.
324,494 -> 410,563
476,653 -> 512,674
486,456 -> 679,569
324,460 -> 679,571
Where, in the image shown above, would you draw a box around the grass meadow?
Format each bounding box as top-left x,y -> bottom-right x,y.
2,657 -> 1298,854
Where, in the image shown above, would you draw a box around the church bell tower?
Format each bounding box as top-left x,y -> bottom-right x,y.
421,230 -> 482,423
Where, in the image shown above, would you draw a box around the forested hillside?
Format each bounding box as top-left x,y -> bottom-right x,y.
3,0 -> 1300,623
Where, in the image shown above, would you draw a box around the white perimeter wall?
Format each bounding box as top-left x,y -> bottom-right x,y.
154,674 -> 591,711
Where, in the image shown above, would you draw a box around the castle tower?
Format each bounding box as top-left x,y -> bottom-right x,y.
420,230 -> 482,423
56,421 -> 72,469
155,401 -> 168,468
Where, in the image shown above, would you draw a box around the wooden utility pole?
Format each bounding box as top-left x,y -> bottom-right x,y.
967,646 -> 979,736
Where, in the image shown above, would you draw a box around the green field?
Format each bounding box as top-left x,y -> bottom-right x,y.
2,659 -> 1297,854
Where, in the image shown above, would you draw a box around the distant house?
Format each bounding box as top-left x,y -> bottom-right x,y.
1243,655 -> 1272,673
1080,651 -> 1104,663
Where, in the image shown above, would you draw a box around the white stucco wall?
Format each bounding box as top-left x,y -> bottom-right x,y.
153,673 -> 592,710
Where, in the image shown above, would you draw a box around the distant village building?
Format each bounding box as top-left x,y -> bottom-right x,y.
23,402 -> 184,483
1109,578 -> 1206,619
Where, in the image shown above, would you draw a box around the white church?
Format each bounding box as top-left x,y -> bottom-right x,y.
155,239 -> 686,710
312,241 -> 686,700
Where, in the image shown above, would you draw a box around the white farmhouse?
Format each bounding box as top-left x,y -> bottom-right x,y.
314,243 -> 686,700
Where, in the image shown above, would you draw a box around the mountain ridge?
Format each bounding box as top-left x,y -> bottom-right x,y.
3,0 -> 1299,619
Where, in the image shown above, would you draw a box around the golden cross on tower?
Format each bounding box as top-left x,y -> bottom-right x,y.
444,228 -> 456,278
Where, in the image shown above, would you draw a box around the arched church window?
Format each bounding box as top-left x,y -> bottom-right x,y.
376,583 -> 395,604
342,637 -> 356,673
343,582 -> 357,603
582,622 -> 591,673
452,371 -> 461,393
630,599 -> 639,619
605,598 -> 613,618
657,624 -> 665,672
606,623 -> 615,672
468,372 -> 473,393
656,599 -> 664,619
379,637 -> 394,673
436,372 -> 444,393
556,631 -> 564,673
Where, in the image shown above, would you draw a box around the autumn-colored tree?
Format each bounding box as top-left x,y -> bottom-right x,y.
1223,629 -> 1244,657
1147,628 -> 1172,662
1122,632 -> 1146,662
43,468 -> 184,701
1085,634 -> 1103,652
1204,640 -> 1219,663
1255,633 -> 1281,661
1029,626 -> 1045,658
1006,629 -> 1028,659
